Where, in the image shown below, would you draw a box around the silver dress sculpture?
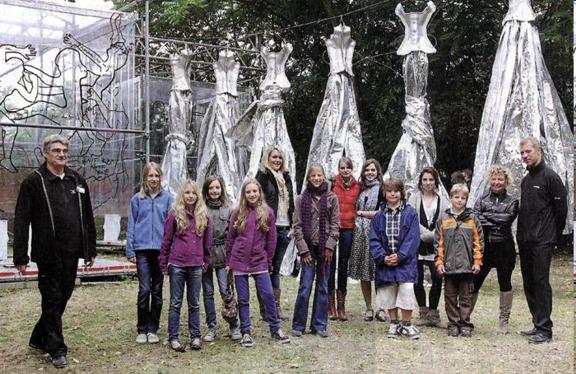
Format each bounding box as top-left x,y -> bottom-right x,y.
385,2 -> 447,197
161,49 -> 193,195
228,41 -> 297,195
469,0 -> 573,231
305,25 -> 365,181
195,50 -> 241,202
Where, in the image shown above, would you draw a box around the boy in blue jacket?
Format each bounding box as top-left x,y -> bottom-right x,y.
369,177 -> 421,339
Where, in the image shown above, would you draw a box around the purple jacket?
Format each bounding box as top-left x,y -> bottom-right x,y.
225,207 -> 277,273
159,210 -> 212,273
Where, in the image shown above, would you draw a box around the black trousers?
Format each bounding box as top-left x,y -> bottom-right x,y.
414,260 -> 443,309
518,243 -> 553,337
30,255 -> 79,357
473,240 -> 516,293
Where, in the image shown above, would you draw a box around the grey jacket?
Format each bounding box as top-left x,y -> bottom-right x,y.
207,205 -> 231,268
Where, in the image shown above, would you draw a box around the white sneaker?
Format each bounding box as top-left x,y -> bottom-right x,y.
203,328 -> 216,342
399,324 -> 420,340
136,333 -> 147,344
387,322 -> 400,338
146,333 -> 160,344
230,327 -> 242,341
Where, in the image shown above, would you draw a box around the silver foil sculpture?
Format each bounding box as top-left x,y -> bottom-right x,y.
469,0 -> 573,232
161,49 -> 193,195
385,2 -> 447,198
195,50 -> 241,202
228,41 -> 297,195
304,25 -> 365,182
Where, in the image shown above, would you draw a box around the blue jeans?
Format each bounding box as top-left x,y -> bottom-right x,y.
271,226 -> 291,289
202,267 -> 238,329
235,273 -> 280,335
292,248 -> 329,333
328,228 -> 353,294
168,265 -> 202,341
135,250 -> 163,334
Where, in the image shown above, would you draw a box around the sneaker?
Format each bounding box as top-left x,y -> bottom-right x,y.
272,329 -> 291,344
146,333 -> 160,344
447,325 -> 460,337
460,326 -> 473,338
291,330 -> 303,337
203,328 -> 216,342
387,322 -> 400,338
170,339 -> 186,352
240,333 -> 254,348
190,337 -> 202,350
230,327 -> 242,341
135,333 -> 148,344
399,323 -> 420,339
311,329 -> 328,338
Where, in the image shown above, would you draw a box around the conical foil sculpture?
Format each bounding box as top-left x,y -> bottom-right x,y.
469,0 -> 573,232
304,25 -> 365,183
161,49 -> 193,195
228,41 -> 297,196
385,1 -> 447,198
195,50 -> 241,202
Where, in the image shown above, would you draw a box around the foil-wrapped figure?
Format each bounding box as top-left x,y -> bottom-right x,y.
304,25 -> 365,182
161,49 -> 193,195
195,50 -> 241,202
228,41 -> 297,196
385,2 -> 447,198
469,0 -> 573,232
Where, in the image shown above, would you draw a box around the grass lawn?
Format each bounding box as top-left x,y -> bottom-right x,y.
0,255 -> 573,373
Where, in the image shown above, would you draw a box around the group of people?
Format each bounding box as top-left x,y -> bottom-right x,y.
13,135 -> 567,368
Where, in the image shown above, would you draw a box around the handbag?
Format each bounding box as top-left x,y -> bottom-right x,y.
280,238 -> 300,277
221,272 -> 238,323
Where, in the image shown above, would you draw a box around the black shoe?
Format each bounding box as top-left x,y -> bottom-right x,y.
52,355 -> 68,369
520,327 -> 539,336
528,333 -> 552,344
311,329 -> 328,338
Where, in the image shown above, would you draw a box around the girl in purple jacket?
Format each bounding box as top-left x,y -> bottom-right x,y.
159,180 -> 212,352
226,179 -> 290,347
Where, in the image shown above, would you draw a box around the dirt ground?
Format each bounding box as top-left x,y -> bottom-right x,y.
0,255 -> 573,373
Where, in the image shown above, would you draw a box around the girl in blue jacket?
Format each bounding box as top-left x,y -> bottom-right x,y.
126,162 -> 173,345
369,177 -> 420,340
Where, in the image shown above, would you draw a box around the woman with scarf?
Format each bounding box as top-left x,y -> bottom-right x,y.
255,146 -> 295,321
291,164 -> 340,337
329,157 -> 360,321
348,159 -> 384,321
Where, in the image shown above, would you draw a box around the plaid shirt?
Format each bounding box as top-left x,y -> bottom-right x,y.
384,201 -> 404,253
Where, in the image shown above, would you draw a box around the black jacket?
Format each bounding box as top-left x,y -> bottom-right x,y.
255,168 -> 294,226
473,190 -> 519,243
517,162 -> 567,246
13,163 -> 97,265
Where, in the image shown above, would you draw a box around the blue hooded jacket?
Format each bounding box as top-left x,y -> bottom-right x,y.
126,189 -> 173,258
369,202 -> 420,287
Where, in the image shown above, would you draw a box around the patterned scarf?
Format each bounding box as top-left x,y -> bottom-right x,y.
206,199 -> 223,209
357,178 -> 380,211
268,167 -> 290,225
301,181 -> 328,262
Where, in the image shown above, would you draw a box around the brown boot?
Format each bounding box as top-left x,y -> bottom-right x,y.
499,291 -> 513,334
328,291 -> 337,320
273,288 -> 288,321
413,306 -> 429,326
427,309 -> 447,329
337,291 -> 348,321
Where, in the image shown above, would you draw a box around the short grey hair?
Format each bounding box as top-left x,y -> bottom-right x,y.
519,136 -> 541,151
43,134 -> 69,153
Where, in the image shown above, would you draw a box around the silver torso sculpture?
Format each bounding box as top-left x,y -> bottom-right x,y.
469,0 -> 573,232
161,49 -> 193,195
304,25 -> 365,182
385,2 -> 447,198
227,41 -> 297,196
196,50 -> 241,202
395,1 -> 436,56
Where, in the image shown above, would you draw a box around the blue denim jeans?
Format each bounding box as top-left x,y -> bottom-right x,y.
135,250 -> 163,334
168,265 -> 202,341
270,226 -> 291,289
235,273 -> 279,335
202,266 -> 238,329
328,228 -> 354,294
292,247 -> 329,333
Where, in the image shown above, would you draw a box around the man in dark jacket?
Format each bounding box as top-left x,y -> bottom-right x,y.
517,136 -> 567,344
13,134 -> 97,368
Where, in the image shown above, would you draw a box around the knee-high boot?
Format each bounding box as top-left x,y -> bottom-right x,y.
499,291 -> 513,334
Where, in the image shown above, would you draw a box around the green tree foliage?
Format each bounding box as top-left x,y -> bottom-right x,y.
122,0 -> 573,185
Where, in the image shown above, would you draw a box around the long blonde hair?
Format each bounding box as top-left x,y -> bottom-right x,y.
140,162 -> 163,198
234,179 -> 270,233
173,180 -> 208,235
